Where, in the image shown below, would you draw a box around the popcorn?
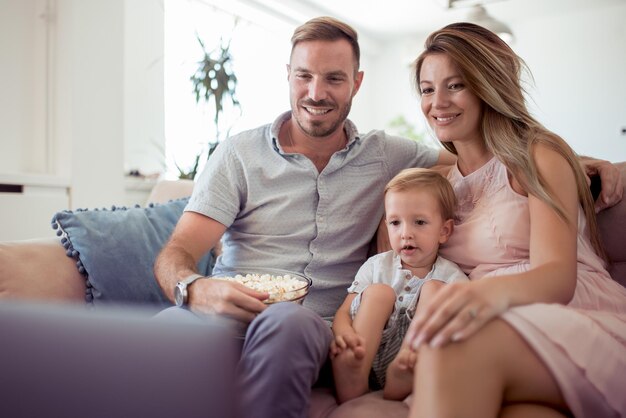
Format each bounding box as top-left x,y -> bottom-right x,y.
213,272 -> 309,303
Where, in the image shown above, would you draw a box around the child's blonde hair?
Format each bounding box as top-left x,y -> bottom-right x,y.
384,168 -> 457,221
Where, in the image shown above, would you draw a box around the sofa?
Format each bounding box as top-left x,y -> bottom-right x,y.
1,162 -> 625,418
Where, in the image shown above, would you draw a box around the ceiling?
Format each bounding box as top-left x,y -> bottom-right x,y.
250,0 -> 624,40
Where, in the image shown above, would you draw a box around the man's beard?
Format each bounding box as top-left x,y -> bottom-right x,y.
292,99 -> 352,138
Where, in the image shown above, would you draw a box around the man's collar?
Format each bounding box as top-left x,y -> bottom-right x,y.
269,111 -> 360,152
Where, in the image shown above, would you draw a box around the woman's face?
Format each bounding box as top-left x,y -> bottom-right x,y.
419,53 -> 482,145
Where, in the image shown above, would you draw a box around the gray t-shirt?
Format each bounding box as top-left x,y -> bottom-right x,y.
186,111 -> 439,318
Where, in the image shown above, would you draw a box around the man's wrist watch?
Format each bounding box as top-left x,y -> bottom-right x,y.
174,273 -> 205,307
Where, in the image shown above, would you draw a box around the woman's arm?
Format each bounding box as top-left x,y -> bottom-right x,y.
403,144 -> 580,349
496,144 -> 579,305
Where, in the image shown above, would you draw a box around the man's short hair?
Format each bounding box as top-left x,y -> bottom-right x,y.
291,16 -> 360,70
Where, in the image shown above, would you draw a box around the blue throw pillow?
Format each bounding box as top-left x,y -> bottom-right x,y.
51,198 -> 214,308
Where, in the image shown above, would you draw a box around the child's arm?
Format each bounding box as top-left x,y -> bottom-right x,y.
330,293 -> 363,358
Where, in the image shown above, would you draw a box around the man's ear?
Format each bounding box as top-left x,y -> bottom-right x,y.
439,219 -> 454,244
286,64 -> 291,81
352,70 -> 364,97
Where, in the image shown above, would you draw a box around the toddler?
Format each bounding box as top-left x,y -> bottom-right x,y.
330,168 -> 467,403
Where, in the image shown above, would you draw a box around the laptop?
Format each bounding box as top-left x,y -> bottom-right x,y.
0,301 -> 239,418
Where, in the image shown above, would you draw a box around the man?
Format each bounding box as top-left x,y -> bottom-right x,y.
154,16 -> 622,418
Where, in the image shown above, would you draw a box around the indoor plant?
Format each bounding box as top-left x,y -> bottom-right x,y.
178,34 -> 240,180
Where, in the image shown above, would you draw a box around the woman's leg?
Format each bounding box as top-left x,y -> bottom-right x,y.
333,283 -> 397,403
410,318 -> 568,418
499,404 -> 570,418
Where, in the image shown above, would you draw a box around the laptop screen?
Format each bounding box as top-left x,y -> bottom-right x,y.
0,301 -> 238,418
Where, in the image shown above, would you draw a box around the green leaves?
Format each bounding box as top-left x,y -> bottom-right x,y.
175,141 -> 219,180
190,35 -> 239,126
180,34 -> 240,180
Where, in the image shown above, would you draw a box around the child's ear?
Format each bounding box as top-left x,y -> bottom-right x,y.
439,219 -> 454,244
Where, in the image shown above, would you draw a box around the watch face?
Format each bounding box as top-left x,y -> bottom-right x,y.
174,284 -> 185,307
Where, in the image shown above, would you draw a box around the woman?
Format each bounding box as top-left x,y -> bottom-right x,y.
402,23 -> 626,417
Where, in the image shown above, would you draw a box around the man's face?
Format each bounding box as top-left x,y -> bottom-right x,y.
288,39 -> 363,138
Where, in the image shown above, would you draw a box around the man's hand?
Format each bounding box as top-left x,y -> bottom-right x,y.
581,158 -> 624,212
188,279 -> 268,323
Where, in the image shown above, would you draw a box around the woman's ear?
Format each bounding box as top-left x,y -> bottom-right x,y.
439,219 -> 454,244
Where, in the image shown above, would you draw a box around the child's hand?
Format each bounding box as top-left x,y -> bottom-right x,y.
330,332 -> 365,359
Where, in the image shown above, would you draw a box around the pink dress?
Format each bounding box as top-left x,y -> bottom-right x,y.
439,157 -> 626,418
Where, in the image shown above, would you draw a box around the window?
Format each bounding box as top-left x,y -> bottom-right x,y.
164,0 -> 294,178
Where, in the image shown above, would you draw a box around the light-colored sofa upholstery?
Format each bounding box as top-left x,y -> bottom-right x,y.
1,163 -> 625,418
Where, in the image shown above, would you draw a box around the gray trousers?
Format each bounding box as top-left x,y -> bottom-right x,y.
157,302 -> 333,418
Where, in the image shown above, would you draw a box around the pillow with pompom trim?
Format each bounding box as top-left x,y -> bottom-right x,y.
51,198 -> 213,308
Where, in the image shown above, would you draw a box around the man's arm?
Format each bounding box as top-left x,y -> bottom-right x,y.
434,148 -> 457,167
154,211 -> 268,322
579,156 -> 624,212
154,211 -> 224,300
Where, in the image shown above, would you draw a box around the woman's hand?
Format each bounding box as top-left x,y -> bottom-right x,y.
403,279 -> 509,349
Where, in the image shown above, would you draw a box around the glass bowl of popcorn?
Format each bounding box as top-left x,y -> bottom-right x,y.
209,269 -> 312,304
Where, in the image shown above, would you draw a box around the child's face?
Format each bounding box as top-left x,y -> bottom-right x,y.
384,189 -> 453,271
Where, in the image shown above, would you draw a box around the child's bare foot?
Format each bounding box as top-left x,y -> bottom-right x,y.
383,348 -> 417,400
331,345 -> 369,403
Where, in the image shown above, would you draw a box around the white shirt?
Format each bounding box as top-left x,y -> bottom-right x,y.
348,250 -> 468,315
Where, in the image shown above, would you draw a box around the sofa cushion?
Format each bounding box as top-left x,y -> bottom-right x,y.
0,239 -> 85,302
51,198 -> 213,308
596,162 -> 626,286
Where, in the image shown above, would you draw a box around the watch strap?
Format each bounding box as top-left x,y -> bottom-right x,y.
181,273 -> 205,285
175,273 -> 205,307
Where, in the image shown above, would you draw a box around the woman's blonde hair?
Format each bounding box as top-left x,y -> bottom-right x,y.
413,23 -> 605,261
385,168 -> 457,221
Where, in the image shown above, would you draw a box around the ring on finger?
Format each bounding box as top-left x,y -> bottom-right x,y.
468,307 -> 478,319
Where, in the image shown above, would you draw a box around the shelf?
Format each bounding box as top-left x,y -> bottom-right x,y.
0,173 -> 70,188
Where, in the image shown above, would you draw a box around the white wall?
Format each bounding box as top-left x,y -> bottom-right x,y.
124,0 -> 165,176
1,0 -> 165,212
514,3 -> 626,161
2,1 -> 624,226
354,38 -> 427,138
354,2 -> 626,162
58,0 -> 164,208
343,49 -> 378,133
0,0 -> 49,174
55,0 -> 126,209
